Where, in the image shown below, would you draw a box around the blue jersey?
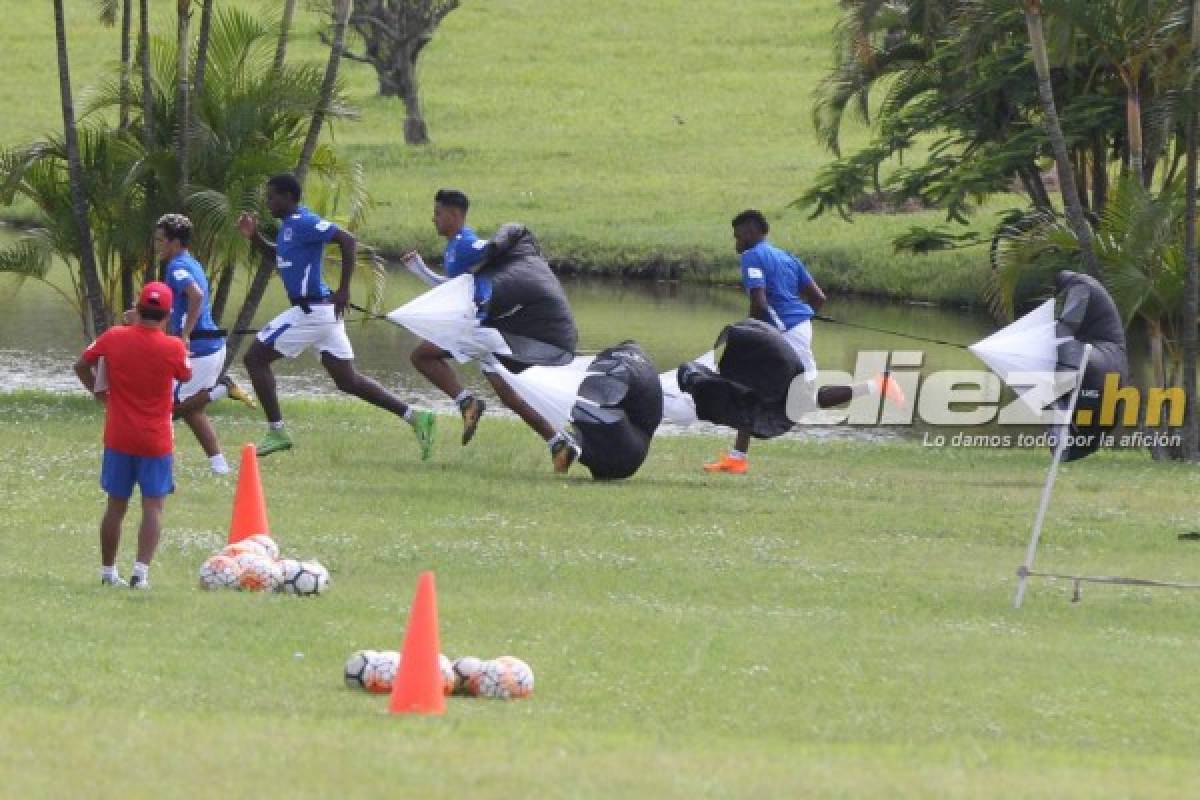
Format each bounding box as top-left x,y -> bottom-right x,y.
443,226 -> 488,278
276,207 -> 339,302
739,240 -> 815,331
163,251 -> 223,357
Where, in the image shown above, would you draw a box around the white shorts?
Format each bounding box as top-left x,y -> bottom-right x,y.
257,304 -> 354,361
175,347 -> 225,403
783,320 -> 819,381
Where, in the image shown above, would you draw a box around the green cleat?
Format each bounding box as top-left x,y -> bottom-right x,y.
411,410 -> 436,461
256,427 -> 293,457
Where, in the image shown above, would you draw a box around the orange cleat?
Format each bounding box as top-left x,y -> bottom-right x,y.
703,454 -> 749,474
874,373 -> 907,408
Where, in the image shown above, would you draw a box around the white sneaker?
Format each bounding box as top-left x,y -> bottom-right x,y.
211,462 -> 231,476
101,574 -> 128,587
129,574 -> 150,590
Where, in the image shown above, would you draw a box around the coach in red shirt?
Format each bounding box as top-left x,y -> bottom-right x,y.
74,282 -> 192,589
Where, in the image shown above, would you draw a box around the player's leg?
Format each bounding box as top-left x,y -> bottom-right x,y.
482,369 -> 579,473
704,429 -> 751,474
244,332 -> 290,456
129,453 -> 173,589
98,448 -> 134,585
173,349 -> 231,472
181,411 -> 229,473
410,339 -> 486,445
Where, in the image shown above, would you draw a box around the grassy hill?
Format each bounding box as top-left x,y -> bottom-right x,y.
0,0 -> 994,304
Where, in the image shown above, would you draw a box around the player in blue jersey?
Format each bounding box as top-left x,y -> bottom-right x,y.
703,210 -> 904,474
236,174 -> 436,459
403,189 -> 489,445
154,214 -> 256,475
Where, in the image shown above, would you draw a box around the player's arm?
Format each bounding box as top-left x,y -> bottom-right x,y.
401,250 -> 446,287
237,212 -> 276,258
75,337 -> 105,401
740,252 -> 771,323
181,281 -> 204,345
747,287 -> 771,322
330,228 -> 358,318
800,277 -> 826,312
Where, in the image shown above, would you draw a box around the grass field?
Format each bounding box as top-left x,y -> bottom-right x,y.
0,0 -> 998,305
3,392 -> 1200,797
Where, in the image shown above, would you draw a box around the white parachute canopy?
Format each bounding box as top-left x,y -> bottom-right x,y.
658,350 -> 716,426
493,357 -> 596,432
386,275 -> 509,363
968,299 -> 1072,412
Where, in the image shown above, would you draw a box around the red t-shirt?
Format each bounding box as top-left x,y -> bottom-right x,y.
81,325 -> 192,457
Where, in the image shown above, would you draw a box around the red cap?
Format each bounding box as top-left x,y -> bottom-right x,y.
138,281 -> 173,310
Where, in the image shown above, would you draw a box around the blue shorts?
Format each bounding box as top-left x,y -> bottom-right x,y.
101,448 -> 175,499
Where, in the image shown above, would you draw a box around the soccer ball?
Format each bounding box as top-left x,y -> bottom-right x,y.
197,554 -> 241,590
452,656 -> 485,696
235,553 -> 282,592
280,559 -> 329,596
362,650 -> 401,694
222,540 -> 268,559
344,649 -> 377,690
246,534 -> 280,560
439,654 -> 456,696
476,656 -> 535,700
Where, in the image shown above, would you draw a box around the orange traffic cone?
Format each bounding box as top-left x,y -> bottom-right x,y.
228,443 -> 270,544
389,571 -> 446,715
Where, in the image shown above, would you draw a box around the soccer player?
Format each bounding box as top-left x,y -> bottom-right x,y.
402,189 -> 488,445
702,210 -> 904,474
155,213 -> 256,475
236,174 -> 435,458
74,282 -> 192,589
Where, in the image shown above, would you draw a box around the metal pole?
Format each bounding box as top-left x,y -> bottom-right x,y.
1014,344 -> 1093,608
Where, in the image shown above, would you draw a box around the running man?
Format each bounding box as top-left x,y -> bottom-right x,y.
402,189 -> 488,445
236,173 -> 435,459
74,282 -> 192,589
155,213 -> 256,475
702,210 -> 903,474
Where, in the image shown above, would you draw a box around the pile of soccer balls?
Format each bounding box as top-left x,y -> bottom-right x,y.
343,651 -> 534,700
197,534 -> 330,596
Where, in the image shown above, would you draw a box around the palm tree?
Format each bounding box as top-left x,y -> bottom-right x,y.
53,0 -> 110,336
176,0 -> 193,201
1183,0 -> 1200,460
1023,0 -> 1102,277
274,0 -> 297,72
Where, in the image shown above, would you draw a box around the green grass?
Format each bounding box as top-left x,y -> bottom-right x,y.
3,392 -> 1200,797
0,0 -> 996,304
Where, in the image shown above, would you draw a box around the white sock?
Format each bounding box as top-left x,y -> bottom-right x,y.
209,454 -> 230,474
453,390 -> 472,405
132,561 -> 149,581
101,565 -> 118,581
209,384 -> 229,402
728,449 -> 746,460
269,420 -> 285,431
402,407 -> 414,423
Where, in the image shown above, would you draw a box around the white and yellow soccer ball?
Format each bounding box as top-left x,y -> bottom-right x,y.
452,656 -> 485,696
476,656 -> 535,699
222,540 -> 268,559
279,559 -> 330,596
362,650 -> 401,694
197,554 -> 241,590
235,553 -> 282,592
246,534 -> 280,561
344,650 -> 377,690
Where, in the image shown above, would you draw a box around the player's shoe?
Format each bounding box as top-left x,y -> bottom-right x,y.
873,372 -> 907,408
411,410 -> 436,461
703,454 -> 748,474
129,575 -> 150,591
256,428 -> 293,457
550,434 -> 581,474
222,374 -> 257,410
459,396 -> 487,446
101,574 -> 129,588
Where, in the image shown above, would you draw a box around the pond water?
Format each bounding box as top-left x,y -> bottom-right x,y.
0,250 -> 1006,442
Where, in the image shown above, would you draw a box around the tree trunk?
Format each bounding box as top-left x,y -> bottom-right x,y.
210,262 -> 235,324
1125,75 -> 1146,188
54,0 -> 110,336
118,0 -> 132,132
176,1 -> 192,203
223,251 -> 275,372
1182,0 -> 1200,461
1023,1 -> 1102,277
139,0 -> 157,283
1017,163 -> 1053,211
120,252 -> 136,313
274,0 -> 297,72
1091,134 -> 1108,215
193,0 -> 214,102
296,0 -> 350,185
1148,320 -> 1171,461
375,42 -> 430,145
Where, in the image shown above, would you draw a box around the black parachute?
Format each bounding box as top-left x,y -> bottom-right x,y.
1052,270 -> 1130,462
676,318 -> 802,439
473,224 -> 578,372
571,341 -> 663,480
